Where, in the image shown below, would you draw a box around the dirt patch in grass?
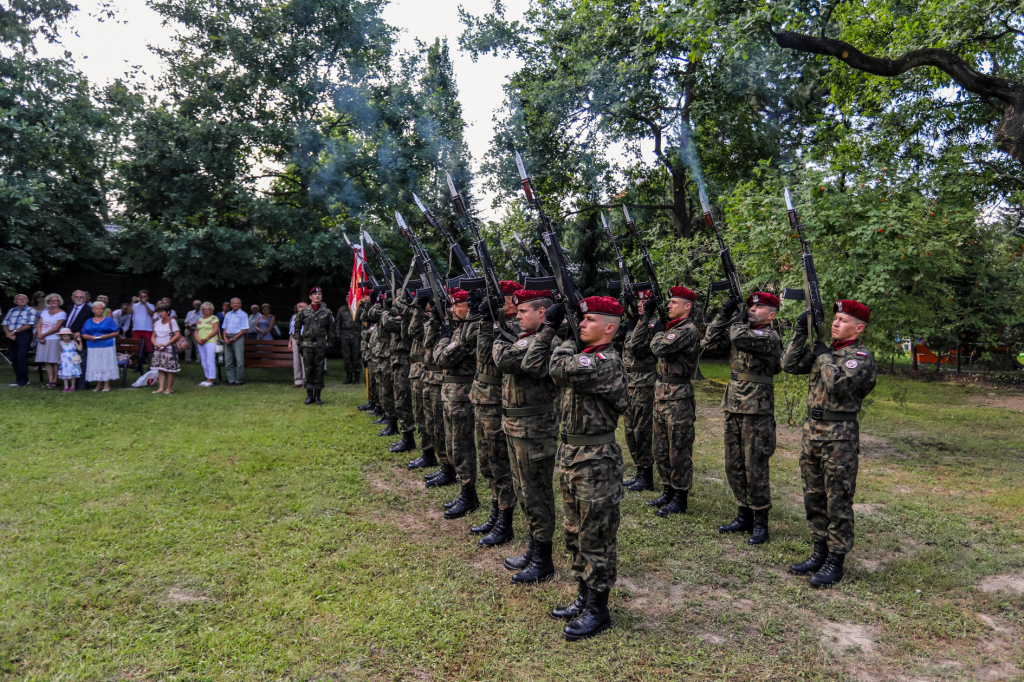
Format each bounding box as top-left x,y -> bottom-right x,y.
976,573 -> 1024,595
968,394 -> 1024,412
852,503 -> 885,516
167,587 -> 208,603
976,613 -> 1014,635
820,622 -> 877,655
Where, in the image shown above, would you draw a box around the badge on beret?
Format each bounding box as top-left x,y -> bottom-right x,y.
837,301 -> 843,311
516,339 -> 529,348
754,329 -> 765,335
667,333 -> 676,340
580,300 -> 589,313
578,355 -> 592,367
845,359 -> 859,369
752,294 -> 759,303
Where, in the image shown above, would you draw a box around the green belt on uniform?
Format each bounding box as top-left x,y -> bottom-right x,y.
410,355 -> 425,363
731,371 -> 774,385
562,431 -> 616,446
809,409 -> 859,421
502,403 -> 555,418
425,364 -> 441,372
475,373 -> 502,386
657,374 -> 690,385
627,363 -> 656,373
443,375 -> 474,384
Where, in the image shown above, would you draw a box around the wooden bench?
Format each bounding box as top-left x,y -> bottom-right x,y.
216,338 -> 294,381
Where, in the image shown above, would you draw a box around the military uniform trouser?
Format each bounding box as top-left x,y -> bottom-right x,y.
411,374 -> 428,450
366,359 -> 377,403
652,397 -> 696,491
507,434 -> 557,543
444,399 -> 476,486
376,359 -> 395,416
724,412 -> 776,510
474,405 -> 516,510
301,344 -> 327,390
559,448 -> 624,593
624,384 -> 655,469
423,382 -> 446,463
339,334 -> 360,368
391,354 -> 413,432
800,438 -> 859,554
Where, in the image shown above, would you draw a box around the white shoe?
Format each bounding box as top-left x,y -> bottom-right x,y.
199,381 -> 213,387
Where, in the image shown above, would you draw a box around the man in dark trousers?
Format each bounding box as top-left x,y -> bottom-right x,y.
65,290 -> 91,390
294,287 -> 336,405
3,294 -> 39,387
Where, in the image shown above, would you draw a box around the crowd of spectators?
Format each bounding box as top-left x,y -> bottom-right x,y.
3,289 -> 304,392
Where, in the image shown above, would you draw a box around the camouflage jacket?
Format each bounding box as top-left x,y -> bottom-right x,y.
782,333 -> 878,441
433,318 -> 475,402
365,302 -> 388,360
622,313 -> 657,389
408,305 -> 427,380
703,309 -> 781,415
381,299 -> 413,355
422,314 -> 443,386
357,301 -> 372,356
471,319 -> 520,406
494,324 -> 559,439
648,315 -> 701,401
549,339 -> 629,466
294,304 -> 336,347
335,305 -> 359,339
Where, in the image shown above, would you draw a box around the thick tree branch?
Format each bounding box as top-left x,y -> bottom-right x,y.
770,27 -> 1024,164
564,203 -> 675,217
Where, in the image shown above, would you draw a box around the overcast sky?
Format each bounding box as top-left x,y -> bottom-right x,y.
37,0 -> 531,217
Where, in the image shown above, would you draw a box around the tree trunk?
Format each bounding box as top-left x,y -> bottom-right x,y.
911,333 -> 918,372
956,342 -> 962,374
672,163 -> 692,238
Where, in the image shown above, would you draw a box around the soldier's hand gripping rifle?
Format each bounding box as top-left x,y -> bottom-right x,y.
700,189 -> 744,315
781,188 -> 826,340
514,150 -> 583,345
396,209 -> 449,322
410,192 -> 478,283
601,211 -> 644,320
621,205 -> 667,324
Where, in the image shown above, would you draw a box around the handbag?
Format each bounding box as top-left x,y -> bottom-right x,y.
71,354 -> 83,365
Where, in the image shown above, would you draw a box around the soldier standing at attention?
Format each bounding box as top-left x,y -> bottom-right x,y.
495,289 -> 560,584
422,295 -> 455,488
432,289 -> 480,518
405,290 -> 433,467
620,290 -> 658,492
365,292 -> 389,423
295,287 -> 337,405
636,286 -> 701,517
702,292 -> 783,545
469,281 -> 523,548
383,290 -> 416,452
546,296 -> 629,641
783,300 -> 877,587
335,300 -> 361,385
375,294 -> 401,438
357,294 -> 377,412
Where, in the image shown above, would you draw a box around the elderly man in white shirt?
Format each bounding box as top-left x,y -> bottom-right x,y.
130,290 -> 156,363
183,299 -> 202,363
221,297 -> 249,385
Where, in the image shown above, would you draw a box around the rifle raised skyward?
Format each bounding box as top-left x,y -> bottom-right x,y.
396,208 -> 449,322
601,211 -> 647,320
410,191 -> 478,284
700,189 -> 744,308
621,205 -> 667,324
780,188 -> 826,340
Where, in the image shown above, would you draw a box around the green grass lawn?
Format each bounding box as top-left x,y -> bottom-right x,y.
1,360 -> 1022,681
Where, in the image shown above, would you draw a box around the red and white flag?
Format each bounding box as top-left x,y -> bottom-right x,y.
347,241 -> 368,317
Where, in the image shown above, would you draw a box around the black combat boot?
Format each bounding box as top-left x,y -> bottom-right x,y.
656,488 -> 687,517
423,465 -> 444,482
371,412 -> 388,425
809,552 -> 846,588
444,484 -> 480,519
718,506 -> 754,534
504,534 -> 536,571
389,430 -> 416,453
378,419 -> 398,437
313,389 -> 323,405
443,490 -> 464,510
622,470 -> 639,487
407,448 -> 436,470
358,401 -> 375,411
562,589 -> 611,641
370,404 -> 384,418
789,541 -> 829,575
471,500 -> 499,534
646,485 -> 674,508
510,540 -> 554,585
479,507 -> 514,547
304,389 -> 314,405
748,509 -> 770,545
343,370 -> 353,385
627,466 -> 654,492
425,463 -> 457,488
550,580 -> 589,621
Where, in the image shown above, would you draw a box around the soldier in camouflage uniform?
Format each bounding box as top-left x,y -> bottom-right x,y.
357,295 -> 378,412
432,288 -> 480,519
422,298 -> 454,488
546,295 -> 629,641
294,287 -> 337,405
783,300 -> 877,588
382,291 -> 416,450
637,286 -> 701,517
621,291 -> 658,492
405,291 -> 435,468
495,289 -> 560,582
366,294 -> 394,428
702,292 -> 783,545
335,301 -> 361,385
469,281 -> 523,548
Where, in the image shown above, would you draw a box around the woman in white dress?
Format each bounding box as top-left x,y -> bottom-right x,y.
34,293 -> 67,387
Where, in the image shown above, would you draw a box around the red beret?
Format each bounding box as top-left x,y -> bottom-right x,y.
669,286 -> 697,302
500,280 -> 524,295
309,286 -> 322,295
747,292 -> 780,309
834,299 -> 870,323
579,296 -> 623,317
637,289 -> 651,300
449,288 -> 469,303
512,289 -> 554,305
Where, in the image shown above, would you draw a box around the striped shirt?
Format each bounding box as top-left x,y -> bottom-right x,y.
2,306 -> 39,331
